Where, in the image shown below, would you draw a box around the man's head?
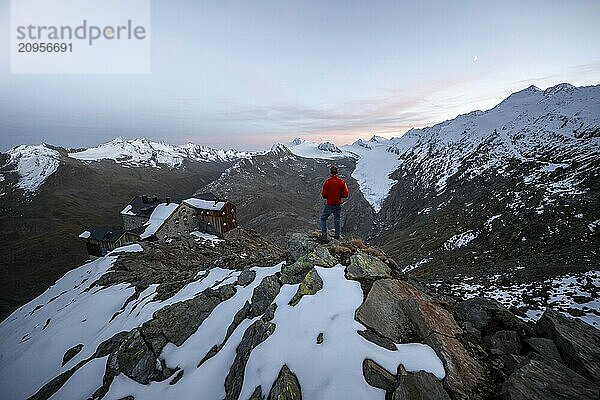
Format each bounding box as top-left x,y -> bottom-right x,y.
330,164 -> 338,175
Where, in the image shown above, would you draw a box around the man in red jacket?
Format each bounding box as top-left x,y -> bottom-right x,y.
320,164 -> 349,241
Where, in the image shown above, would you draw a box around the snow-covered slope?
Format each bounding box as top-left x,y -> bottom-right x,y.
68,138 -> 252,168
384,83 -> 600,193
3,145 -> 61,192
0,239 -> 444,400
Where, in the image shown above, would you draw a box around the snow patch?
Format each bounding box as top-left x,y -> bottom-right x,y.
443,231 -> 478,250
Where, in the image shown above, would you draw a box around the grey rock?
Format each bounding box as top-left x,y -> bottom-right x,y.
316,332 -> 324,344
62,343 -> 83,366
393,367 -> 450,400
484,330 -> 521,355
535,309 -> 600,384
525,337 -> 562,362
355,279 -> 416,343
362,359 -> 396,391
346,251 -> 392,280
502,353 -> 599,400
456,297 -> 530,336
237,269 -> 257,287
224,320 -> 276,400
287,233 -> 317,261
267,364 -> 302,400
251,275 -> 281,316
289,268 -> 323,306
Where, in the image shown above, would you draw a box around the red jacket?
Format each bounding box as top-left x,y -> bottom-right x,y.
321,175 -> 349,206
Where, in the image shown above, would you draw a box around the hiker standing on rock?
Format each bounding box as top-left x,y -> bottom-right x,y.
320,164 -> 349,242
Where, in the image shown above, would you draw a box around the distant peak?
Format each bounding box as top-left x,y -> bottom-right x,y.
317,141 -> 342,153
270,143 -> 290,153
290,138 -> 305,146
544,83 -> 576,95
369,135 -> 387,143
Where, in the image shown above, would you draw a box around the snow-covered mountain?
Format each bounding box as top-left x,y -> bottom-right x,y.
68,138 -> 253,168
0,139 -> 253,195
2,144 -> 61,193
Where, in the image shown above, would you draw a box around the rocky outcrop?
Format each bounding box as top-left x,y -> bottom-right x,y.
501,354 -> 600,400
356,279 -> 482,399
346,251 -> 392,280
535,309 -> 600,384
484,330 -> 521,355
267,365 -> 303,400
281,245 -> 336,284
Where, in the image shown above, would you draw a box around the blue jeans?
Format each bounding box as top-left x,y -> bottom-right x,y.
320,204 -> 341,237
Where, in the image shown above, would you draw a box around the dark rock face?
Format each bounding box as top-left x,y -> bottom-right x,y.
502,354 -> 600,400
237,269 -> 257,287
393,368 -> 451,400
251,276 -> 282,316
484,330 -> 521,355
362,359 -> 396,391
62,343 -> 83,366
267,365 -> 302,400
224,319 -> 276,400
524,337 -> 562,362
535,309 -> 600,384
456,298 -> 530,336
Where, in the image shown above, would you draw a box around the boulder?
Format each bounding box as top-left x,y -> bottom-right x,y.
356,279 -> 482,399
362,359 -> 396,391
456,298 -> 530,336
289,268 -> 323,306
524,337 -> 562,362
346,251 -> 392,280
287,233 -> 317,261
393,367 -> 451,400
535,309 -> 600,384
502,354 -> 599,400
267,364 -> 303,400
484,330 -> 521,355
281,246 -> 336,284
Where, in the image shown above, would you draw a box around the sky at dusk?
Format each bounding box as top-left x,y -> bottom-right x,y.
1,0 -> 599,151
